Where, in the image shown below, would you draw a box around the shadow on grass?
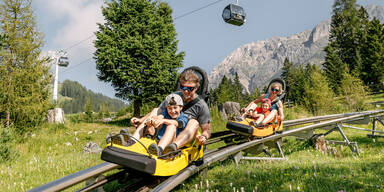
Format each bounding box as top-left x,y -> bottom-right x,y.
104,117 -> 132,127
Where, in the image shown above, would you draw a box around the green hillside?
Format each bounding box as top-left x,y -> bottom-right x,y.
59,80 -> 127,113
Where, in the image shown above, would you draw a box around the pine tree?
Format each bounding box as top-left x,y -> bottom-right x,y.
232,72 -> 244,103
323,45 -> 347,93
84,98 -> 94,123
360,18 -> 384,90
323,0 -> 369,93
215,76 -> 234,106
281,58 -> 294,101
0,0 -> 51,133
288,64 -> 307,104
94,0 -> 184,116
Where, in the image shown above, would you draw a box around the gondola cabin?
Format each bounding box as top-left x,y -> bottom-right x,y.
222,3 -> 246,26
58,56 -> 69,67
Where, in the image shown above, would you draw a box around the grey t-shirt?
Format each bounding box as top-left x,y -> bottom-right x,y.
159,91 -> 210,126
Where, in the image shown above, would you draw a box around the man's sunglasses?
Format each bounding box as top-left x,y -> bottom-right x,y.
180,85 -> 196,92
271,88 -> 280,92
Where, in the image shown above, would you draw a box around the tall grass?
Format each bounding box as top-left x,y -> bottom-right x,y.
210,105 -> 228,133
0,121 -> 127,191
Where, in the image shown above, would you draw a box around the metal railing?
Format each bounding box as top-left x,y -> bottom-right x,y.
28,162 -> 121,192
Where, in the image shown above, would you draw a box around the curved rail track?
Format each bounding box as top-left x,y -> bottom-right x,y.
28,110 -> 384,192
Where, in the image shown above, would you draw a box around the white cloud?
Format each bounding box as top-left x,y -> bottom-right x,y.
36,0 -> 105,61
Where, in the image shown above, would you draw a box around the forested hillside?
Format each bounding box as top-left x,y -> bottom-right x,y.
60,80 -> 127,113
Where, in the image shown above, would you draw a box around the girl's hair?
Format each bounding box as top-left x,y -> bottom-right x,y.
268,82 -> 283,95
179,69 -> 200,88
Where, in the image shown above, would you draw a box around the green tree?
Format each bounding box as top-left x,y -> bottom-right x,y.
303,68 -> 335,115
244,86 -> 261,106
215,76 -> 234,106
0,127 -> 17,162
288,64 -> 307,104
281,58 -> 295,101
360,18 -> 384,90
323,45 -> 348,93
94,0 -> 184,116
232,72 -> 244,103
97,102 -> 106,119
323,0 -> 369,92
0,0 -> 51,133
84,98 -> 94,123
339,73 -> 369,111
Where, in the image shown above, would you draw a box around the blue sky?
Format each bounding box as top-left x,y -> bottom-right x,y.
32,0 -> 384,100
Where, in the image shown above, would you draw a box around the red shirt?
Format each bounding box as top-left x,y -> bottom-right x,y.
253,107 -> 271,120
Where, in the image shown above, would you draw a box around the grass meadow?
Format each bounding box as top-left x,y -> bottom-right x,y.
0,93 -> 384,191
0,122 -> 126,191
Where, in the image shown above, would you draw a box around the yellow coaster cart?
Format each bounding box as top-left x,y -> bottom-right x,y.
226,78 -> 286,138
227,117 -> 283,138
101,132 -> 204,176
101,66 -> 209,176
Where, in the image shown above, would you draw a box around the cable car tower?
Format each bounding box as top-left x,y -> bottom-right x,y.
52,50 -> 69,104
222,0 -> 246,26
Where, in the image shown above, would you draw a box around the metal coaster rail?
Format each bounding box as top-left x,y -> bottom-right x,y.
28,109 -> 384,192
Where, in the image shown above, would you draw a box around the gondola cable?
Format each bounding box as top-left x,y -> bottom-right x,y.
62,0 -> 226,54
174,0 -> 226,20
59,0 -> 228,71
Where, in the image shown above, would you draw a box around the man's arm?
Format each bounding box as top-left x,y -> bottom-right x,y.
201,123 -> 211,139
196,123 -> 210,145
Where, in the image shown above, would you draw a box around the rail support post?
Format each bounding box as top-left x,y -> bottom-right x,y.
275,140 -> 285,158
367,116 -> 384,140
232,139 -> 287,164
233,151 -> 243,165
336,123 -> 359,154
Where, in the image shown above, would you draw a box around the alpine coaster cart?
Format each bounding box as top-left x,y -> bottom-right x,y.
101,66 -> 209,176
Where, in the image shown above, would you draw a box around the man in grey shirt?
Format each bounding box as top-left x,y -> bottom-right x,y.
130,69 -> 211,153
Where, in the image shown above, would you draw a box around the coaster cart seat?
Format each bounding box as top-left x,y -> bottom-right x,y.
226,78 -> 286,138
